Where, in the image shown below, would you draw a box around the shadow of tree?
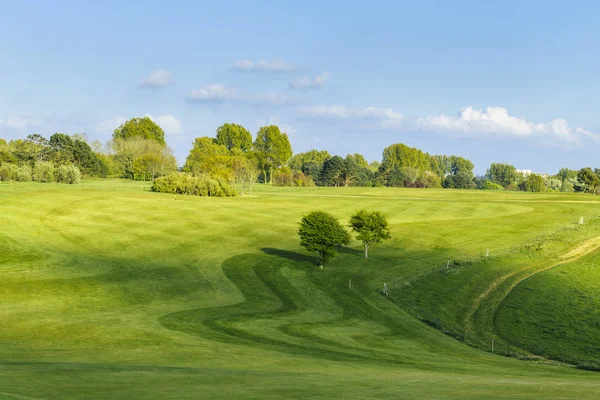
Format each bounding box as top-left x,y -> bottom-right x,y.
338,246 -> 363,256
260,248 -> 317,265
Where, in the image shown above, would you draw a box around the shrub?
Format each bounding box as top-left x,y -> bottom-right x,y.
56,164 -> 81,184
151,172 -> 237,197
14,165 -> 32,182
33,161 -> 55,182
482,180 -> 504,190
545,178 -> 562,192
561,180 -> 574,193
274,171 -> 315,187
0,163 -> 18,181
420,171 -> 442,188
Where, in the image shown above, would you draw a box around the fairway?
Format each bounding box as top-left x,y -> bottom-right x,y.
2,180 -> 600,399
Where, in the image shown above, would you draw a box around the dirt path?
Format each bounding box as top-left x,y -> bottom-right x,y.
464,236 -> 600,333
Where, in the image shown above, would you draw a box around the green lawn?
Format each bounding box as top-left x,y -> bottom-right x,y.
1,180 -> 600,399
496,247 -> 600,367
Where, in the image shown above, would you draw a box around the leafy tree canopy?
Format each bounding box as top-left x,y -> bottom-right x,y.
113,117 -> 166,145
298,211 -> 350,267
486,163 -> 518,188
348,210 -> 391,259
215,123 -> 253,152
253,125 -> 293,183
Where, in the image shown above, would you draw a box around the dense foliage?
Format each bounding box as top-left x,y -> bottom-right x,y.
298,211 -> 351,267
0,161 -> 80,184
151,172 -> 237,197
348,210 -> 391,259
3,117 -> 600,195
113,117 -> 166,145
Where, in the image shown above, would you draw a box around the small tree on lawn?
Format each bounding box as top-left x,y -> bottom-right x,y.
298,211 -> 350,268
349,210 -> 391,259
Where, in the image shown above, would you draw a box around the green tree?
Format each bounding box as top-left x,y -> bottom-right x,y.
576,168 -> 600,193
320,156 -> 345,186
486,163 -> 518,187
183,137 -> 232,180
215,123 -> 253,152
379,143 -> 431,175
556,167 -> 578,183
289,149 -> 331,172
110,138 -> 176,180
369,160 -> 381,172
298,211 -> 350,267
343,155 -> 373,187
349,210 -> 391,259
521,173 -> 546,192
253,125 -> 293,183
113,117 -> 166,145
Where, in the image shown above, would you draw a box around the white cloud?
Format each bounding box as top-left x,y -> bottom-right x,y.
186,84 -> 237,103
146,114 -> 182,135
138,69 -> 172,88
290,72 -> 330,89
186,84 -> 291,107
417,106 -> 598,143
299,104 -> 403,129
232,58 -> 295,72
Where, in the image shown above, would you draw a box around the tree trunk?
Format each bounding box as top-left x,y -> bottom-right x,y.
364,243 -> 369,259
318,251 -> 324,268
269,167 -> 273,184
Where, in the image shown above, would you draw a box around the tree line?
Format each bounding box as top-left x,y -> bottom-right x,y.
2,117 -> 598,195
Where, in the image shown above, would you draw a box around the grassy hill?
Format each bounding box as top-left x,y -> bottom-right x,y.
496,248 -> 600,367
2,180 -> 600,399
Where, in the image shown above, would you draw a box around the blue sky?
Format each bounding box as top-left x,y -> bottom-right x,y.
1,0 -> 599,174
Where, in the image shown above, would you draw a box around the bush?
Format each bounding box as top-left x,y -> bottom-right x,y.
14,165 -> 32,182
561,180 -> 574,193
482,180 -> 504,190
545,178 -> 562,192
151,172 -> 237,197
274,171 -> 315,187
0,163 -> 18,181
420,171 -> 442,188
33,161 -> 55,182
56,164 -> 81,184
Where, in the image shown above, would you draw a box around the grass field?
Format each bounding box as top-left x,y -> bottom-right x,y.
496,247 -> 600,366
2,180 -> 600,399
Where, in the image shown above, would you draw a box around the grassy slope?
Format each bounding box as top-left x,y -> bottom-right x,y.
1,180 -> 600,399
496,248 -> 600,366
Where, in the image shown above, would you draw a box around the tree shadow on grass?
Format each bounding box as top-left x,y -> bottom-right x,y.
338,246 -> 363,256
260,248 -> 317,265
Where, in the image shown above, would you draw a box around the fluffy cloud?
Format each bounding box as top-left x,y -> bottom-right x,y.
186,84 -> 291,107
299,105 -> 403,129
290,72 -> 330,89
232,58 -> 295,72
417,106 -> 597,143
138,69 -> 172,88
146,114 -> 182,135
